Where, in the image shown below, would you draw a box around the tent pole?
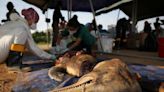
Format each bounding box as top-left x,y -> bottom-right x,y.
45,11 -> 50,48
70,0 -> 72,18
89,0 -> 103,52
67,0 -> 70,20
131,0 -> 138,33
116,9 -> 120,23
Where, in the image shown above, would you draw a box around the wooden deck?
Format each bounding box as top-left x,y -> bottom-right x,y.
26,44 -> 164,66
96,49 -> 164,66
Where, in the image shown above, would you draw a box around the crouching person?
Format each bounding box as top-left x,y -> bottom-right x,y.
0,8 -> 56,70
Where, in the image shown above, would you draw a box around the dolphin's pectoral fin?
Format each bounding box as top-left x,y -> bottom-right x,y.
48,66 -> 67,82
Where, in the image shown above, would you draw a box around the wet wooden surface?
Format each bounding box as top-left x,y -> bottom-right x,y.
96,49 -> 164,66
0,64 -> 18,92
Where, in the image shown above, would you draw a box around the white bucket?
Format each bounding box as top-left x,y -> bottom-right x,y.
97,37 -> 114,53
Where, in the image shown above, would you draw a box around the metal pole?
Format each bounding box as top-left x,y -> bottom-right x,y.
116,9 -> 120,23
45,11 -> 50,48
67,0 -> 70,20
116,9 -> 121,51
70,0 -> 72,18
131,0 -> 137,33
89,0 -> 103,52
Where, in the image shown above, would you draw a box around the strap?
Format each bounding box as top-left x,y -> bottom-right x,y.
10,44 -> 25,52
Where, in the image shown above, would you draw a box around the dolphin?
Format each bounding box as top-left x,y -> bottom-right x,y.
50,58 -> 142,92
48,54 -> 96,82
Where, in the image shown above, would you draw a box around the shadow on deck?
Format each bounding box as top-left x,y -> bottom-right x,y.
96,49 -> 164,66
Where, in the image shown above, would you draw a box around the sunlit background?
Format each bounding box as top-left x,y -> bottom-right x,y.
0,0 -> 163,32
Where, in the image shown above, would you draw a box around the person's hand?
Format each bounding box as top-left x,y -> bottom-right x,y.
75,50 -> 85,56
1,19 -> 7,23
51,55 -> 57,61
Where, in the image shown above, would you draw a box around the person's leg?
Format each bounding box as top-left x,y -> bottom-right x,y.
121,29 -> 127,48
52,21 -> 59,46
115,29 -> 122,49
139,32 -> 148,50
6,45 -> 24,67
121,29 -> 126,39
5,30 -> 27,68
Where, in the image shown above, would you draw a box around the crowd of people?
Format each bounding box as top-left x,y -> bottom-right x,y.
114,17 -> 164,51
139,18 -> 164,51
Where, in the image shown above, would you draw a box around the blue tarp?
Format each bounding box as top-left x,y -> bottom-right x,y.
12,69 -> 59,92
129,65 -> 164,82
12,69 -> 79,92
12,63 -> 164,92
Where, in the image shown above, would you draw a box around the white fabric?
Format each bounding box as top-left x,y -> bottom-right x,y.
0,14 -> 52,63
30,23 -> 36,30
90,30 -> 98,38
97,37 -> 115,53
50,38 -> 70,54
10,13 -> 20,21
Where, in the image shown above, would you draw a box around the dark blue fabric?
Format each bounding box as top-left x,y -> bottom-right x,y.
12,69 -> 60,92
22,62 -> 53,71
48,0 -> 119,12
13,58 -> 164,92
129,65 -> 164,82
63,77 -> 79,87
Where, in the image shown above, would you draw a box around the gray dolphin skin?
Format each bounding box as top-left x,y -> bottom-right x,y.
50,58 -> 142,92
48,54 -> 96,82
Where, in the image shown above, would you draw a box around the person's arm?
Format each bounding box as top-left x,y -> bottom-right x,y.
58,10 -> 65,21
1,13 -> 9,22
26,28 -> 55,60
68,26 -> 86,50
60,37 -> 81,54
68,38 -> 81,50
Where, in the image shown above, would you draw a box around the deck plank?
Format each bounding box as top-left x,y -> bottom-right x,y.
96,49 -> 164,66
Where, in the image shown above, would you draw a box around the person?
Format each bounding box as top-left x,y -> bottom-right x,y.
154,18 -> 162,36
0,8 -> 56,69
1,2 -> 19,22
52,1 -> 65,46
116,18 -> 127,39
98,24 -> 109,34
154,18 -> 161,30
143,21 -> 152,33
85,23 -> 98,38
50,29 -> 71,55
115,18 -> 128,49
61,15 -> 96,54
139,21 -> 157,51
139,21 -> 152,50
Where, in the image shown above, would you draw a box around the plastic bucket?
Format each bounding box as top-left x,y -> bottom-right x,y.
97,37 -> 114,53
158,38 -> 164,58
